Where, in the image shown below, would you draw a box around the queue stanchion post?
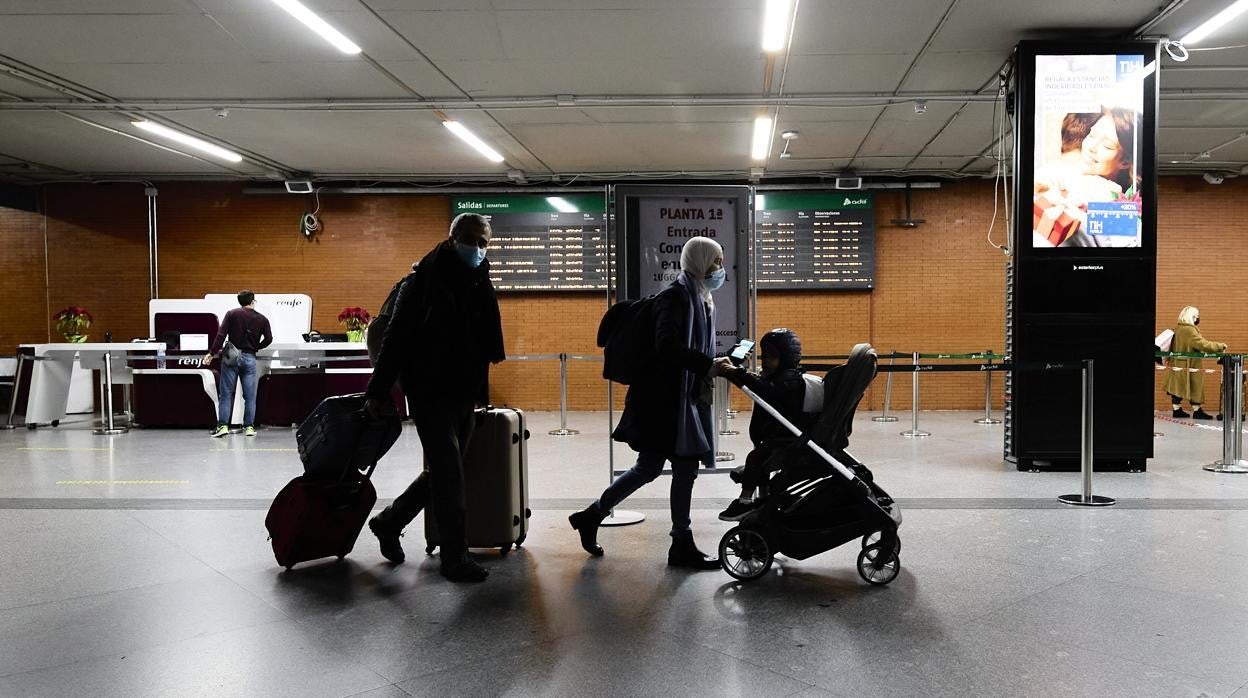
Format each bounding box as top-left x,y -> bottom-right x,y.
1059,359 -> 1115,506
548,352 -> 579,436
2,353 -> 26,430
718,378 -> 738,437
900,351 -> 930,438
602,365 -> 643,526
1204,353 -> 1248,474
93,351 -> 127,436
974,350 -> 1002,425
714,377 -> 735,462
872,350 -> 899,423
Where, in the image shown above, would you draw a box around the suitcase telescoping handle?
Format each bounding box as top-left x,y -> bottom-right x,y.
343,406 -> 391,482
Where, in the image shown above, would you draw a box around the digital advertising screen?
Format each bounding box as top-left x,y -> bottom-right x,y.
1031,53 -> 1150,249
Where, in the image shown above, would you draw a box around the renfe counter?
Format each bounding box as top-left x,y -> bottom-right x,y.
131,342 -> 405,428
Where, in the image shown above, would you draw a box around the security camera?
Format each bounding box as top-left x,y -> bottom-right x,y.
1203,173 -> 1224,185
214,108 -> 229,119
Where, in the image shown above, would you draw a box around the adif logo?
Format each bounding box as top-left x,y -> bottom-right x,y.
842,197 -> 868,206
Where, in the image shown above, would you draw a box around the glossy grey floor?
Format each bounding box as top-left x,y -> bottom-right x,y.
1,411 -> 1247,697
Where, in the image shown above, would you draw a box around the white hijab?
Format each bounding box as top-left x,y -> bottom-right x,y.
679,236 -> 724,307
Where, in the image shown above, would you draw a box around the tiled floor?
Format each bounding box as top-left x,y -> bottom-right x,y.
1,410 -> 1246,697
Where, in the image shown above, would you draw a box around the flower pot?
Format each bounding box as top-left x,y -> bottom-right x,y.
346,329 -> 364,343
64,334 -> 88,343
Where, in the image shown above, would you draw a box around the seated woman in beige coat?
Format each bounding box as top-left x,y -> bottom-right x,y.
1164,306 -> 1227,419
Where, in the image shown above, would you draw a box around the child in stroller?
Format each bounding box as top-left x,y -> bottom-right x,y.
719,343 -> 902,584
718,328 -> 819,521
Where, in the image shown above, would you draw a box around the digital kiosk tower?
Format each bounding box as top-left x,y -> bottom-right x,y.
1007,40 -> 1159,471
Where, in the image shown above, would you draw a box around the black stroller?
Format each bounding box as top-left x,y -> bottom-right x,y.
718,343 -> 903,584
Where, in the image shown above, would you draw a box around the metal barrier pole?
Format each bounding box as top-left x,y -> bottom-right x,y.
93,351 -> 127,435
1205,354 -> 1248,473
2,353 -> 26,430
548,352 -> 579,436
900,351 -> 930,438
718,378 -> 738,436
872,351 -> 899,423
714,377 -> 736,462
974,350 -> 1002,425
1060,360 -> 1114,505
601,359 -> 642,525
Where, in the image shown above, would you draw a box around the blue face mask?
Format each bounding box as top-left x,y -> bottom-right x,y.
455,240 -> 487,268
704,267 -> 727,291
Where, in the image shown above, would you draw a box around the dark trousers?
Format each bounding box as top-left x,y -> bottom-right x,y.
387,406 -> 477,559
595,452 -> 698,534
736,445 -> 781,491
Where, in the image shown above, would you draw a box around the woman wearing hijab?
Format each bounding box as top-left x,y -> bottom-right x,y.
1164,306 -> 1227,420
569,236 -> 735,569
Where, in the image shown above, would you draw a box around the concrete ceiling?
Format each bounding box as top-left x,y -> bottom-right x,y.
0,0 -> 1245,183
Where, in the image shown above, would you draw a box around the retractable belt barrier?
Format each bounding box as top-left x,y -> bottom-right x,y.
504,353 -> 603,437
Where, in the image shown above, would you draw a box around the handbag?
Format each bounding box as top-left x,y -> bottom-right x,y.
222,341 -> 242,368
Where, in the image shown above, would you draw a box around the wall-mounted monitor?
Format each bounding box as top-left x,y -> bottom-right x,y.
452,195 -> 608,292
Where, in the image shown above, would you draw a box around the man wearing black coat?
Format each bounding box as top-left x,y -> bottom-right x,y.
364,213 -> 506,583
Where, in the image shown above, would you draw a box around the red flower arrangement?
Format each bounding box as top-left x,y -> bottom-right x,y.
54,306 -> 93,342
337,307 -> 371,332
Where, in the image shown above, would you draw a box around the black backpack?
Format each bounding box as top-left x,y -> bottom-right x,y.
367,275 -> 409,366
597,295 -> 659,385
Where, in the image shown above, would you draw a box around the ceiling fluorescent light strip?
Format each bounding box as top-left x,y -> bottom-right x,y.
132,121 -> 243,163
443,121 -> 506,163
762,0 -> 793,52
271,0 -> 362,54
1181,0 -> 1248,44
546,196 -> 578,212
751,115 -> 774,161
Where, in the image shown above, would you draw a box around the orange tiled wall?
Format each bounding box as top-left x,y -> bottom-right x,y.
3,178 -> 1246,411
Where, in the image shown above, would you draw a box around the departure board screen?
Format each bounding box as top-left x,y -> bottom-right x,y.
452,195 -> 608,291
755,192 -> 876,290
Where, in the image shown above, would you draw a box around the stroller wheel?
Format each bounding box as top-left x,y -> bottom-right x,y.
862,531 -> 901,555
719,527 -> 773,582
857,543 -> 900,586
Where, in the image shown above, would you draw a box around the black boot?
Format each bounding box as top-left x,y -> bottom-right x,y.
440,549 -> 488,583
568,503 -> 605,556
667,531 -> 719,570
368,509 -> 406,564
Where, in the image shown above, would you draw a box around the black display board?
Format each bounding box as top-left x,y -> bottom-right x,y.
1008,40 -> 1159,471
755,192 -> 876,289
452,195 -> 607,291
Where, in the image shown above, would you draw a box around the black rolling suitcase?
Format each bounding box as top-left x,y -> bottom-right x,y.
296,393 -> 401,481
425,406 -> 531,554
265,394 -> 401,570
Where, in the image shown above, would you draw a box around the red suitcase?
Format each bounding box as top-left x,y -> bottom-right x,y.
266,396 -> 399,570
265,473 -> 376,570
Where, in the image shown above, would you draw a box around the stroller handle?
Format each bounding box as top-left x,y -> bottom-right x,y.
737,384 -> 858,483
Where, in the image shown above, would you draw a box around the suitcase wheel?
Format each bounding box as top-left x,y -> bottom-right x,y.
525,508 -> 531,519
512,515 -> 520,526
425,544 -> 436,555
285,565 -> 294,572
515,534 -> 526,547
500,543 -> 511,554
511,433 -> 520,444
